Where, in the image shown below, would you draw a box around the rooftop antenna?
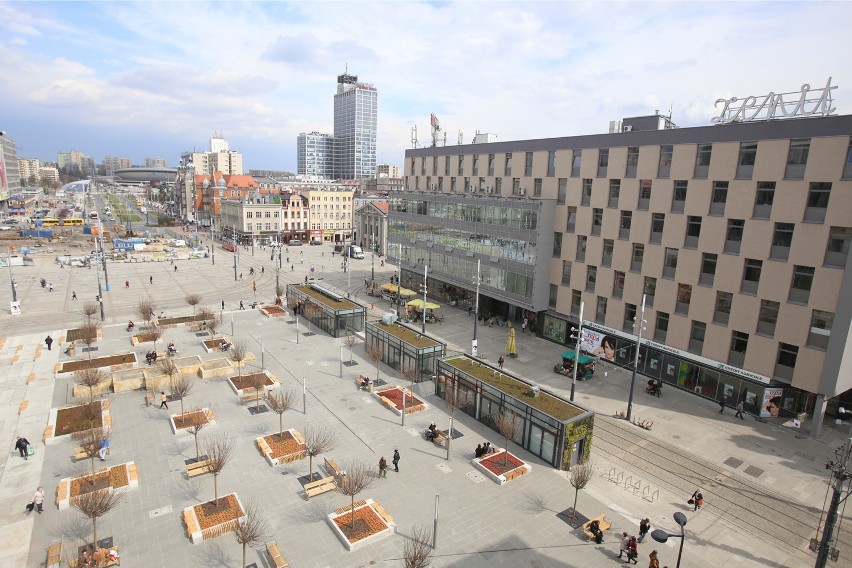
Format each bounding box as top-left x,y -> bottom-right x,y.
457,131 -> 463,145
411,125 -> 419,148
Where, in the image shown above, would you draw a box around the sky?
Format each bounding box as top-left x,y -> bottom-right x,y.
1,1 -> 851,172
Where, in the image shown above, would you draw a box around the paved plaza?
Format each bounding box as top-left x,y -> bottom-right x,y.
0,239 -> 849,567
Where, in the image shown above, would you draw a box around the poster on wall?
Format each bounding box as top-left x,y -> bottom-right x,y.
579,329 -> 617,361
761,388 -> 784,418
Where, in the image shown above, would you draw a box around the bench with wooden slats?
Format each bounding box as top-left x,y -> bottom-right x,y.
239,390 -> 265,404
266,542 -> 289,568
304,476 -> 336,499
186,459 -> 212,478
324,457 -> 343,478
46,538 -> 63,568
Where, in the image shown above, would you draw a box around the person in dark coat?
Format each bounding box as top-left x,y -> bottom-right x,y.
638,518 -> 650,543
44,335 -> 53,351
392,449 -> 400,472
15,436 -> 30,459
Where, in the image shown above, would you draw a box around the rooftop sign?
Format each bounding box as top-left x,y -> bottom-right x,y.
712,77 -> 836,124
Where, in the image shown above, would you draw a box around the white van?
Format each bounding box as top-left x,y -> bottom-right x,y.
347,245 -> 365,259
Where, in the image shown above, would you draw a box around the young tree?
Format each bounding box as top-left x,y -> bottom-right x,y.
185,407 -> 208,462
442,379 -> 468,461
303,425 -> 336,482
185,293 -> 202,315
72,487 -> 123,551
366,344 -> 383,384
336,461 -> 375,533
74,368 -> 107,404
232,500 -> 270,568
149,327 -> 163,354
341,326 -> 358,365
72,426 -> 110,486
79,321 -> 99,361
493,410 -> 520,468
230,340 -> 248,377
402,525 -> 434,568
158,357 -> 179,393
136,298 -> 157,330
171,374 -> 193,416
267,387 -> 296,440
197,307 -> 216,335
80,302 -> 99,326
248,372 -> 267,412
203,434 -> 234,509
569,461 -> 594,520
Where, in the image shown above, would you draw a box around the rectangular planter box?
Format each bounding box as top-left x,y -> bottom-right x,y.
112,369 -> 146,393
471,449 -> 532,485
169,408 -> 215,435
227,371 -> 278,396
56,461 -> 139,510
372,386 -> 428,417
326,498 -> 395,552
183,492 -> 245,544
255,429 -> 306,466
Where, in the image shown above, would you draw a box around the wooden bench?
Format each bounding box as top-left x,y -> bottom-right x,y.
145,352 -> 166,364
582,513 -> 611,541
186,459 -> 212,478
46,538 -> 63,568
379,396 -> 395,410
372,501 -> 394,524
266,542 -> 289,568
325,457 -> 344,478
240,390 -> 265,404
73,446 -> 89,461
304,476 -> 336,499
68,546 -> 120,568
432,429 -> 447,446
355,375 -> 373,392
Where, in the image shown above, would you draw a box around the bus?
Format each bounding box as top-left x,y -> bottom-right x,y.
89,211 -> 99,220
60,218 -> 84,226
222,241 -> 237,252
40,218 -> 60,226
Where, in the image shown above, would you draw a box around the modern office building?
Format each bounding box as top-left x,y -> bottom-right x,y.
1,134 -> 21,213
393,111 -> 852,435
333,72 -> 377,180
296,132 -> 335,178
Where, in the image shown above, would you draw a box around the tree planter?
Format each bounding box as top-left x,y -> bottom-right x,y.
183,493 -> 245,544
56,462 -> 139,510
58,353 -> 137,375
259,305 -> 288,318
198,358 -> 236,379
372,386 -> 428,416
169,408 -> 215,435
130,331 -> 161,345
112,368 -> 146,393
45,400 -> 111,445
327,498 -> 396,551
472,449 -> 531,485
202,337 -> 232,354
227,371 -> 278,396
256,429 -> 306,466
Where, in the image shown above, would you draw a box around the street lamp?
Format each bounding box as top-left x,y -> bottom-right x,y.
420,264 -> 428,334
626,294 -> 647,422
472,259 -> 481,357
651,512 -> 688,568
569,301 -> 585,402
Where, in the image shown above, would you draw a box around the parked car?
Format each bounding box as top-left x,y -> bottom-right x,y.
289,239 -> 303,246
310,239 -> 322,246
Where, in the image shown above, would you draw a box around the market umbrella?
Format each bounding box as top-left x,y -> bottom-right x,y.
506,326 -> 517,357
406,298 -> 440,309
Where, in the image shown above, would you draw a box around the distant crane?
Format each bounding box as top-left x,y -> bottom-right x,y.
430,114 -> 442,147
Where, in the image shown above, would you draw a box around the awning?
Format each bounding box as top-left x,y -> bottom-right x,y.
561,351 -> 596,365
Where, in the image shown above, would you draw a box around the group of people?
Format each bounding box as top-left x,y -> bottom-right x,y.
145,351 -> 158,365
39,278 -> 54,291
360,376 -> 371,390
474,442 -> 496,457
78,547 -> 119,567
424,422 -> 439,439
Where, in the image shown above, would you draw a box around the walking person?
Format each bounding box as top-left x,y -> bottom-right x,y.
719,395 -> 727,414
378,456 -> 387,478
690,488 -> 703,511
239,300 -> 244,310
521,318 -> 527,334
32,486 -> 45,514
221,300 -> 225,310
125,280 -> 129,289
72,291 -> 77,300
159,392 -> 168,409
626,536 -> 638,564
392,449 -> 400,472
618,532 -> 630,559
735,400 -> 745,420
149,275 -> 153,284
498,355 -> 505,370
648,550 -> 660,568
15,436 -> 31,460
638,518 -> 650,543
44,335 -> 53,351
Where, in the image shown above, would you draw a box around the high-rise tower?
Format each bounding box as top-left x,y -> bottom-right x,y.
333,71 -> 377,180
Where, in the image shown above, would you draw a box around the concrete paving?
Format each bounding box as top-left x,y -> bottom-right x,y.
0,239 -> 849,568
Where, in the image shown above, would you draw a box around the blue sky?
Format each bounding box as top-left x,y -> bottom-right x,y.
1,1 -> 850,171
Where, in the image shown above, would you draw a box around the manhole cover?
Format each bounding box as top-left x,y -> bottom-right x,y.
744,465 -> 764,478
723,457 -> 743,469
466,471 -> 485,483
436,463 -> 452,474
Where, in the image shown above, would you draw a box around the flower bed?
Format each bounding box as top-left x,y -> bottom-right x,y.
227,371 -> 277,395
373,386 -> 427,416
131,331 -> 161,344
472,449 -> 531,485
46,400 -> 110,444
59,353 -> 137,374
56,462 -> 139,510
259,305 -> 288,317
202,337 -> 232,354
183,492 -> 245,544
256,428 -> 306,466
169,408 -> 215,435
327,499 -> 395,551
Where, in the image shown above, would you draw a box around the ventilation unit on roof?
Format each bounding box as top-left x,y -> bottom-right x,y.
622,125 -> 633,132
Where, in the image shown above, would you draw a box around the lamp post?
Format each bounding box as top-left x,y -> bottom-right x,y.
420,264 -> 428,334
626,294 -> 647,422
472,259 -> 481,357
7,246 -> 17,303
651,512 -> 688,568
814,437 -> 852,567
569,301 -> 585,402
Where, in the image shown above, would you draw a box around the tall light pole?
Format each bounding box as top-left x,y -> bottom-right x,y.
210,222 -> 215,265
814,437 -> 852,567
472,259 -> 481,357
651,512 -> 688,568
7,246 -> 17,303
569,301 -> 585,402
420,264 -> 428,334
626,294 -> 647,422
371,251 -> 375,282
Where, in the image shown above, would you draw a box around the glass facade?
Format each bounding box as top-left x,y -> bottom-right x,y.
365,321 -> 446,377
286,283 -> 366,338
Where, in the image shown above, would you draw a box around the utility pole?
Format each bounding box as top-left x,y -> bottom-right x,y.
233,250 -> 238,281
421,264 -> 429,334
210,223 -> 215,265
7,246 -> 17,303
472,259 -> 481,357
346,255 -> 351,298
371,251 -> 375,282
815,437 -> 852,568
570,301 -> 585,402
626,294 -> 647,422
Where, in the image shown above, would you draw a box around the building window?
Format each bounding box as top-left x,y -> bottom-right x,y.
608,179 -> 620,208
672,180 -> 687,213
825,226 -> 852,267
595,295 -> 607,324
844,141 -> 852,179
488,153 -> 495,176
650,213 -> 664,244
450,177 -> 456,192
246,211 -> 253,219
586,266 -> 597,293
699,253 -> 718,287
619,210 -> 632,240
689,321 -> 706,354
808,309 -> 833,350
247,223 -> 253,231
770,222 -> 794,261
685,216 -> 702,248
775,343 -> 798,380
458,155 -> 464,176
785,138 -> 810,179
549,284 -> 558,308
753,181 -> 775,219
623,303 -> 637,332
658,145 -> 673,178
676,283 -> 691,315
562,260 -> 572,285
591,208 -> 603,236
710,181 -> 728,215
553,232 -> 563,257
626,147 -> 639,177
638,179 -> 652,210
663,247 -> 678,279
643,276 -> 656,307
534,178 -> 542,197
736,141 -> 758,179
597,148 -> 609,177
504,153 -> 512,176
494,177 -> 501,194
571,149 -> 581,177
788,265 -> 814,304
612,271 -> 625,300
576,235 -> 587,262
757,299 -> 780,336
804,182 -> 831,223
725,219 -> 745,254
420,158 -> 426,175
512,178 -> 520,195
557,179 -> 567,204
655,312 -> 669,342
602,239 -> 614,267
525,152 -> 534,177
741,258 -> 762,295
694,144 -> 712,178
714,291 -> 733,325
566,206 -> 577,233
631,243 -> 644,272
444,156 -> 450,175
547,151 -> 557,177
432,157 -> 438,176
472,155 -> 479,176
729,331 -> 749,366
581,179 -> 592,206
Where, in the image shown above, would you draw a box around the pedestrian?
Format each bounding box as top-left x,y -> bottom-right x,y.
521,318 -> 527,334
174,265 -> 178,272
735,400 -> 745,420
32,486 -> 45,514
638,518 -> 650,543
626,536 -> 638,564
222,300 -> 225,310
261,266 -> 264,274
305,276 -> 308,283
287,257 -> 290,263
240,301 -> 245,310
291,265 -> 294,271
649,550 -> 660,568
498,354 -> 505,369
72,291 -> 77,300
44,335 -> 53,351
690,488 -> 703,511
15,436 -> 31,459
719,395 -> 727,414
618,532 -> 630,559
48,282 -> 54,292
392,449 -> 400,472
98,438 -> 110,461
149,275 -> 153,284
380,259 -> 384,267
125,280 -> 129,289
378,456 -> 388,478
160,392 -> 168,409
240,273 -> 243,280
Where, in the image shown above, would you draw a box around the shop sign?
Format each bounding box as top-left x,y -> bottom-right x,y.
711,77 -> 836,124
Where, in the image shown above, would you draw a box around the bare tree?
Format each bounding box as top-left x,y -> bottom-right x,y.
402,366 -> 419,399
81,302 -> 99,326
185,293 -> 202,315
336,460 -> 375,533
149,327 -> 163,354
230,340 -> 248,377
72,487 -> 123,551
205,311 -> 222,336
185,407 -> 208,461
303,425 -> 336,482
74,368 -> 107,404
341,326 -> 358,364
203,434 -> 234,508
275,282 -> 285,301
402,525 -> 434,568
366,344 -> 383,384
158,357 -> 179,393
136,298 -> 156,329
79,321 -> 99,361
267,387 -> 296,439
171,374 -> 193,416
493,410 -> 520,468
71,426 -> 110,486
569,461 -> 594,520
232,500 -> 270,568
442,379 -> 468,461
197,307 -> 216,334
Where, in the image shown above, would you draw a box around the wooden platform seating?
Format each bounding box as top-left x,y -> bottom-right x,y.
304,476 -> 336,499
325,457 -> 344,478
46,538 -> 63,568
186,458 -> 212,478
239,389 -> 265,404
582,513 -> 611,540
266,542 -> 289,568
